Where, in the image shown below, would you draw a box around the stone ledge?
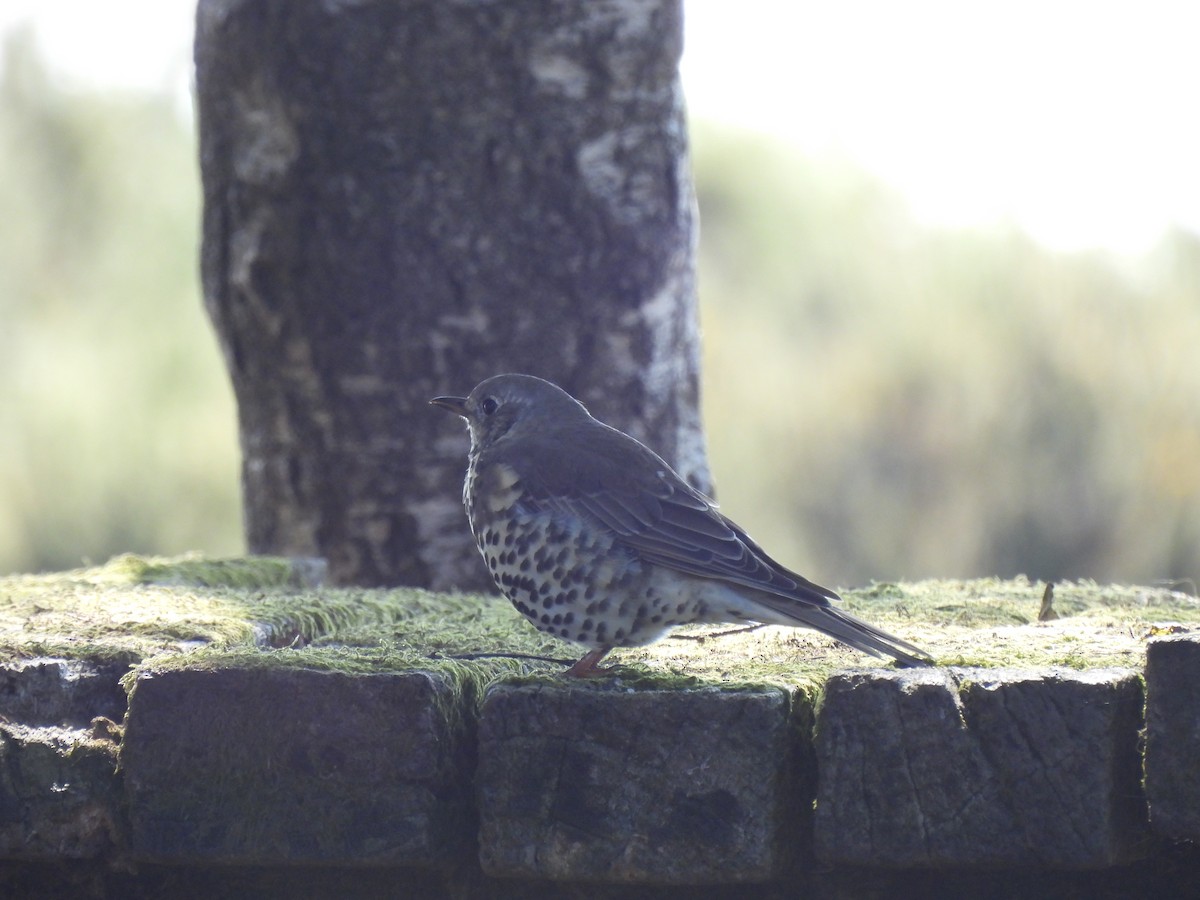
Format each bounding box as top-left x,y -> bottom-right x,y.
0,653 -> 1197,896
3,558 -> 1200,895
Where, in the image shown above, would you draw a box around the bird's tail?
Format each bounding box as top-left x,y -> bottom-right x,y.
754,597 -> 932,667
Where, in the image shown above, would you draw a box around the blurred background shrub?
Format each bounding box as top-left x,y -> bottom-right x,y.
1,30 -> 1197,588
0,33 -> 240,572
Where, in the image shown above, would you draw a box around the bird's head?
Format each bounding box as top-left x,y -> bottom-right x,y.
431,373 -> 591,452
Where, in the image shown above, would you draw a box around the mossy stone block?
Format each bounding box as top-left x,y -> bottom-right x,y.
0,723 -> 122,858
1145,634 -> 1200,840
121,666 -> 474,865
477,681 -> 806,883
0,658 -> 128,727
814,667 -> 1146,867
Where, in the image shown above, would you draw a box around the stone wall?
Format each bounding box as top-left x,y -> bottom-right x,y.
3,635 -> 1199,898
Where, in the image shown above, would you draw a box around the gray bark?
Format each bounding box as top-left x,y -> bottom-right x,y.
195,0 -> 706,588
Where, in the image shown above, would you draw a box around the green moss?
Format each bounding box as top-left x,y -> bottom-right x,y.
4,556 -> 1199,694
102,553 -> 307,589
837,577 -> 1199,670
121,643 -> 529,715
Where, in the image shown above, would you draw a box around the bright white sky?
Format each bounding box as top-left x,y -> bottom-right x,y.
3,0 -> 1199,255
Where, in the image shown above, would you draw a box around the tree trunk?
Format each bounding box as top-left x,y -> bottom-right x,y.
195,0 -> 706,589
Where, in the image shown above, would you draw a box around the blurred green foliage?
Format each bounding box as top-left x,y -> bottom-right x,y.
695,127 -> 1200,587
1,32 -> 1196,588
0,32 -> 242,574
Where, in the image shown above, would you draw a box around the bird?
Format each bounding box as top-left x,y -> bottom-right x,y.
431,373 -> 932,676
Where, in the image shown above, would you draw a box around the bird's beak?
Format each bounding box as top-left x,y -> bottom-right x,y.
430,395 -> 469,418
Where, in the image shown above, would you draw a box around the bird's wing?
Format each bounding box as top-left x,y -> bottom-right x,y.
500,426 -> 931,666
512,428 -> 841,609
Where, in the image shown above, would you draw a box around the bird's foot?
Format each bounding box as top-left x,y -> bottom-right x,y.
564,648 -> 615,678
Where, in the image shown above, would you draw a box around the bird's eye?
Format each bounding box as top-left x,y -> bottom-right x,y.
480,396 -> 499,416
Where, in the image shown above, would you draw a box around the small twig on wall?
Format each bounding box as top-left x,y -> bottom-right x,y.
669,623 -> 768,643
433,651 -> 575,666
1038,582 -> 1059,621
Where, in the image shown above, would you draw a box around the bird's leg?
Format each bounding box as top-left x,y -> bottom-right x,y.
564,647 -> 614,678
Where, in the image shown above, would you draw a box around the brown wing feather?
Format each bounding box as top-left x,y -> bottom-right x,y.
505,426 -> 841,609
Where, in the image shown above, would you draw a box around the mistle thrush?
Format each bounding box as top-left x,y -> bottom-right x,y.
432,373 -> 931,676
